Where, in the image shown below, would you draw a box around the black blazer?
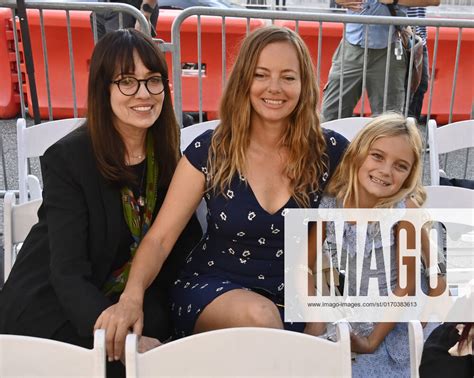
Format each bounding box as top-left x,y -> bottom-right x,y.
0,126 -> 201,339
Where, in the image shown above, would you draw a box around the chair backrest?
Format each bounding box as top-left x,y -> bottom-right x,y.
17,117 -> 85,203
423,185 -> 473,296
321,117 -> 372,141
428,119 -> 474,185
0,329 -> 106,377
126,323 -> 351,377
180,119 -> 220,151
180,120 -> 220,233
3,191 -> 42,283
423,185 -> 474,209
408,320 -> 424,378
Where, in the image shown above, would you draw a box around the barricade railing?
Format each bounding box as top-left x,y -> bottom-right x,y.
171,7 -> 474,126
0,0 -> 149,196
0,0 -> 150,121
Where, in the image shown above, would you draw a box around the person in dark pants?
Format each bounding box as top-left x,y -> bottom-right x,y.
407,4 -> 440,123
94,0 -> 159,39
0,29 -> 201,377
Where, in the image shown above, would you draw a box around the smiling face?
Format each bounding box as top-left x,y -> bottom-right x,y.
249,41 -> 301,129
110,51 -> 164,138
357,135 -> 415,207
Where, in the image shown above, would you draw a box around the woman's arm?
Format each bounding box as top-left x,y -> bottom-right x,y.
304,223 -> 327,336
95,155 -> 205,360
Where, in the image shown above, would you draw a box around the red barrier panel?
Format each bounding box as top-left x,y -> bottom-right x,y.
424,27 -> 474,123
17,10 -> 94,119
6,9 -> 471,122
0,8 -> 20,118
157,10 -> 264,120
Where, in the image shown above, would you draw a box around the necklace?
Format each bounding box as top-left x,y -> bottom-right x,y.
137,161 -> 146,207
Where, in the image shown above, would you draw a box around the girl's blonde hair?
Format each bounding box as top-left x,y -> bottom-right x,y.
208,26 -> 327,207
326,113 -> 426,208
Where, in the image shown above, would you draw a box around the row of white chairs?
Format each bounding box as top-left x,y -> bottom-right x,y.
5,116 -> 473,282
17,117 -> 474,204
2,116 -> 471,377
1,321 -> 427,377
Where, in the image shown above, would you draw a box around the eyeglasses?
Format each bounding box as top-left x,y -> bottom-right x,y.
111,76 -> 168,96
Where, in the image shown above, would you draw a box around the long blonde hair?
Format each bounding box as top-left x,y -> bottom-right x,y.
326,113 -> 425,208
208,26 -> 327,207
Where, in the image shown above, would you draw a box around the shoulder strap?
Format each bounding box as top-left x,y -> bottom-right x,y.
387,4 -> 403,33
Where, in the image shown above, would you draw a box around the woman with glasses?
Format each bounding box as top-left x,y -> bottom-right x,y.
0,29 -> 201,376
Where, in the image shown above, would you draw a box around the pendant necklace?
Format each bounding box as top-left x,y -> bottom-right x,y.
137,161 -> 146,208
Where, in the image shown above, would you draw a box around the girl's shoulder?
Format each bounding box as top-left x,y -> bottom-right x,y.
394,197 -> 419,210
319,195 -> 338,209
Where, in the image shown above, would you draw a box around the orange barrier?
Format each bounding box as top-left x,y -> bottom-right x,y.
158,10 -> 264,120
2,9 -> 471,122
0,7 -> 20,118
425,26 -> 474,124
16,10 -> 94,119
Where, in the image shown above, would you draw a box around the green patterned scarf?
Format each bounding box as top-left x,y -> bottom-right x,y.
104,134 -> 157,296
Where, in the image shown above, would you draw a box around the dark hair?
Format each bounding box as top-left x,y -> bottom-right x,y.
87,28 -> 179,187
458,323 -> 472,352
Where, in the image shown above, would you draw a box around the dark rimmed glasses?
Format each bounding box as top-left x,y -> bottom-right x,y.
111,76 -> 168,96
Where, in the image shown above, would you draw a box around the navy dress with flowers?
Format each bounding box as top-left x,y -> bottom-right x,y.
169,129 -> 348,337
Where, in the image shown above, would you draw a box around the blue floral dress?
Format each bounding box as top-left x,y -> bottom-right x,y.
169,129 -> 348,338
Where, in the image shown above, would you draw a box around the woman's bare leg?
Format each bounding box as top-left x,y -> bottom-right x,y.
193,289 -> 283,333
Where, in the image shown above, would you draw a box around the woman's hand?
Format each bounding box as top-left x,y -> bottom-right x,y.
94,296 -> 144,361
137,335 -> 162,353
304,322 -> 327,337
350,332 -> 377,354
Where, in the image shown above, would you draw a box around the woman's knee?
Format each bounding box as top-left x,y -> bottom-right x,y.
241,299 -> 283,328
195,290 -> 284,331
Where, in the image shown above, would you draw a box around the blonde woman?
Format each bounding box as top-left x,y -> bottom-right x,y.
95,26 -> 348,360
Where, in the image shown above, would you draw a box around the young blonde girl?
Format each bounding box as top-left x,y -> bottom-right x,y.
320,113 -> 433,377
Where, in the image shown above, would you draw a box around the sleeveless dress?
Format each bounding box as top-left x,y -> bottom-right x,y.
320,195 -> 434,378
169,129 -> 348,338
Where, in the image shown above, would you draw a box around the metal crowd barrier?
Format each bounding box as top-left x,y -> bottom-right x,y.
170,7 -> 474,126
0,0 -> 149,196
1,0 -> 150,120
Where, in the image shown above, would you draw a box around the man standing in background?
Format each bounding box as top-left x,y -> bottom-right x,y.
321,0 -> 440,122
95,0 -> 159,38
407,2 -> 440,123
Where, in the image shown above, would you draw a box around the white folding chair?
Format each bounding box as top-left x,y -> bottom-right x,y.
0,329 -> 106,377
424,185 -> 474,297
321,117 -> 372,141
126,324 -> 351,377
428,119 -> 474,186
408,320 -> 424,378
180,119 -> 220,150
17,117 -> 85,203
3,191 -> 42,283
180,120 -> 220,233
